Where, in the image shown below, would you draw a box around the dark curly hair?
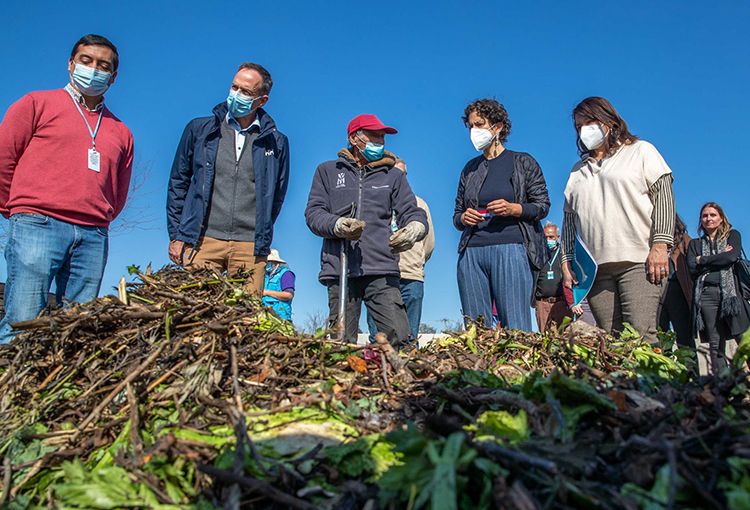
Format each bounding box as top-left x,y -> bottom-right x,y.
462,98 -> 512,144
572,97 -> 638,158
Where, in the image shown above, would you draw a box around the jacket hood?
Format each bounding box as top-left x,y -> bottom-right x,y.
211,102 -> 278,136
337,148 -> 397,170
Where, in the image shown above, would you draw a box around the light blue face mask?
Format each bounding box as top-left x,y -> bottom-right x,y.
71,63 -> 111,96
227,90 -> 257,118
357,134 -> 385,161
547,239 -> 557,250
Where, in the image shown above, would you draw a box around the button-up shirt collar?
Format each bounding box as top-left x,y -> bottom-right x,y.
65,83 -> 104,112
225,113 -> 260,161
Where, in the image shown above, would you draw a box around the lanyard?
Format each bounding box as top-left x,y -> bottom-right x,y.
72,99 -> 104,151
547,247 -> 559,269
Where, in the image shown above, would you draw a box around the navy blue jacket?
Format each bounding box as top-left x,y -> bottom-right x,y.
453,150 -> 550,271
305,150 -> 428,281
166,103 -> 290,256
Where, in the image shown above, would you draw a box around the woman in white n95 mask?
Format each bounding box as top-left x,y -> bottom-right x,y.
560,96 -> 677,343
453,98 -> 550,332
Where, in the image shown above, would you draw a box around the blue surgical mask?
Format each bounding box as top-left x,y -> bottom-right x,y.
547,239 -> 557,250
357,134 -> 385,161
362,142 -> 385,161
71,63 -> 111,96
265,263 -> 274,273
227,90 -> 256,118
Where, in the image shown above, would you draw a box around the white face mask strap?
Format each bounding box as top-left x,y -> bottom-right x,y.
485,122 -> 500,146
355,132 -> 370,150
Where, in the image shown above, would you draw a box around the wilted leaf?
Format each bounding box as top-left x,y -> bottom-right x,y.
347,355 -> 368,373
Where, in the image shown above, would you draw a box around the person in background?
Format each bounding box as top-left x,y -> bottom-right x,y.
367,156 -> 435,340
534,222 -> 573,332
0,34 -> 133,344
262,249 -> 294,321
166,63 -> 290,295
561,97 -> 675,343
305,114 -> 428,347
454,99 -> 550,331
658,215 -> 694,347
687,202 -> 750,373
571,299 -> 597,326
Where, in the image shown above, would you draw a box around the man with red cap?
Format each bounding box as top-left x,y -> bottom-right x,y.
305,114 -> 428,347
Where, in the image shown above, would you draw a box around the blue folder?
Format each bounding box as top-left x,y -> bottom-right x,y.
572,235 -> 598,306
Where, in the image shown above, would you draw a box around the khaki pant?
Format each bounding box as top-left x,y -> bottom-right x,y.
535,298 -> 572,333
587,261 -> 662,343
187,237 -> 267,295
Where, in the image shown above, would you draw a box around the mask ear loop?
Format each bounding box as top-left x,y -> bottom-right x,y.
353,133 -> 366,155
494,123 -> 501,147
601,124 -> 612,154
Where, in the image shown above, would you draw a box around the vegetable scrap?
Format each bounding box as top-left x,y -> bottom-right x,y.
1,267 -> 749,509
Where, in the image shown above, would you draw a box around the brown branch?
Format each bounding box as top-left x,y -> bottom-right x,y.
197,464 -> 317,510
127,382 -> 143,466
0,456 -> 11,506
72,341 -> 167,441
10,311 -> 165,331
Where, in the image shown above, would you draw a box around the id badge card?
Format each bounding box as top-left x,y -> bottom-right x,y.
546,271 -> 555,280
88,148 -> 101,172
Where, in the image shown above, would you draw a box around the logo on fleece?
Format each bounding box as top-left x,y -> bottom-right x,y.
336,173 -> 346,188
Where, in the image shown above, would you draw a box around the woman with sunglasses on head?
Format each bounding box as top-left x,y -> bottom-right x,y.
454,98 -> 550,331
560,97 -> 676,343
686,202 -> 749,373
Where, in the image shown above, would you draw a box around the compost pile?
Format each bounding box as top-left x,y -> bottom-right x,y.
1,268 -> 750,510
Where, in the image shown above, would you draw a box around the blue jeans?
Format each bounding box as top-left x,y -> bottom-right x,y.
0,214 -> 108,343
367,279 -> 424,341
457,243 -> 533,332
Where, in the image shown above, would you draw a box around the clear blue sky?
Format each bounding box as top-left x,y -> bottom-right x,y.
1,0 -> 748,332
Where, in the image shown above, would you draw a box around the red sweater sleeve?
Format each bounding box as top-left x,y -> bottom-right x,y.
113,131 -> 134,219
563,287 -> 574,307
0,94 -> 36,217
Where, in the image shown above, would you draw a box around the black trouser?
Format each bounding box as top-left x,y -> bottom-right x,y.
699,284 -> 732,373
324,275 -> 411,348
658,277 -> 693,348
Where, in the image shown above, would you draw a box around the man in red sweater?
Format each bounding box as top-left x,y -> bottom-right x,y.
0,34 -> 133,343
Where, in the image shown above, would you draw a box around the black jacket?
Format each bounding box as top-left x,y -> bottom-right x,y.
305,150 -> 427,281
687,229 -> 750,337
166,103 -> 290,255
453,150 -> 550,271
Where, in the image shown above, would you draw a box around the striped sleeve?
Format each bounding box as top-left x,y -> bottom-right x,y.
649,174 -> 675,247
561,211 -> 577,263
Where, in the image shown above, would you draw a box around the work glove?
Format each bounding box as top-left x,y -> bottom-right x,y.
388,221 -> 426,253
334,217 -> 366,240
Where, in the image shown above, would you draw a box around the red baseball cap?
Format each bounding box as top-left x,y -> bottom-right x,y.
347,114 -> 398,136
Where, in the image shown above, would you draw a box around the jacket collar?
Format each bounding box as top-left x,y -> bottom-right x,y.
337,148 -> 396,172
211,102 -> 277,137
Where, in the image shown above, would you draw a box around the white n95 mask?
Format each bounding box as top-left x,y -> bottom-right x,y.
470,127 -> 495,151
579,124 -> 606,150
